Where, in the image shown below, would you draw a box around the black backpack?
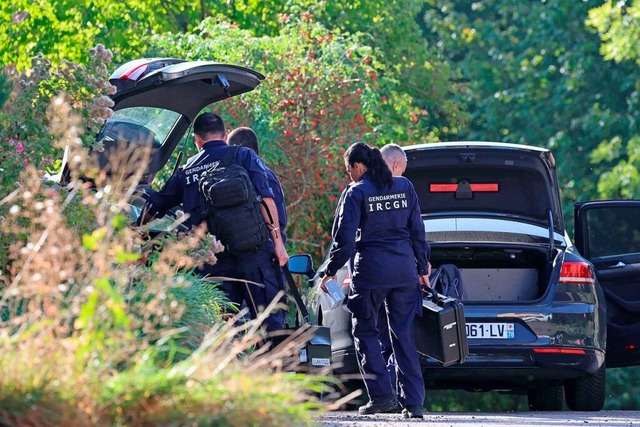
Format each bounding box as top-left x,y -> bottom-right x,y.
430,264 -> 465,300
198,146 -> 270,254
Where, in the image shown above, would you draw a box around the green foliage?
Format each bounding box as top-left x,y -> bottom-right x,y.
426,390 -> 526,412
0,0 -> 201,71
588,1 -> 640,65
0,102 -> 330,424
0,45 -> 114,268
605,366 -> 640,409
302,0 -> 470,142
205,0 -> 468,143
591,135 -> 640,198
420,0 -> 640,225
586,1 -> 640,200
0,70 -> 11,109
0,46 -> 115,197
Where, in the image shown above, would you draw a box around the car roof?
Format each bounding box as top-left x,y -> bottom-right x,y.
403,141 -> 550,153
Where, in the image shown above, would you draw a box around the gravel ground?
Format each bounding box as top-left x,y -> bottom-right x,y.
314,410 -> 640,427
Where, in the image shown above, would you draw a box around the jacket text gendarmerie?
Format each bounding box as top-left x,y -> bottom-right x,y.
366,192 -> 409,213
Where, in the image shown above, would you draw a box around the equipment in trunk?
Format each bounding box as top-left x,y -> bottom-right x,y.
430,246 -> 556,302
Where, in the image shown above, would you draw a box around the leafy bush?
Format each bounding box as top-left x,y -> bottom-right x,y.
0,46 -> 115,268
0,51 -> 333,426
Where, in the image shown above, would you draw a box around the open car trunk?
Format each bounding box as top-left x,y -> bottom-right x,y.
429,243 -> 560,302
404,142 -> 567,304
55,59 -> 265,187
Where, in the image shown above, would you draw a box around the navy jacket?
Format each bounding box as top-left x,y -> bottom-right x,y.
326,172 -> 430,289
146,140 -> 274,229
265,166 -> 288,243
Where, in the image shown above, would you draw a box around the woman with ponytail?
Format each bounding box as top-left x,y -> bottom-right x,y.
321,142 -> 431,419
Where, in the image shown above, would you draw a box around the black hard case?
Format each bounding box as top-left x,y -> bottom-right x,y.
413,289 -> 469,367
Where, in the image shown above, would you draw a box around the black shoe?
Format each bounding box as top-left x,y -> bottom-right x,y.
358,396 -> 402,415
402,405 -> 424,419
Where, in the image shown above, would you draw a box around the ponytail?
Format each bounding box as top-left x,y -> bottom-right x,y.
344,142 -> 393,190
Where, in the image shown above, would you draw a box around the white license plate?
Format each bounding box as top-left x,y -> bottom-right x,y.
466,322 -> 515,339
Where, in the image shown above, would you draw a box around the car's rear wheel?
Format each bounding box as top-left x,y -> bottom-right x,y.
527,385 -> 565,411
565,364 -> 606,411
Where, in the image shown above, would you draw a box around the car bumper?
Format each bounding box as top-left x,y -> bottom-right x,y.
330,345 -> 605,390
421,346 -> 605,389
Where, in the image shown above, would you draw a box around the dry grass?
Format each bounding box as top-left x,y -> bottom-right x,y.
0,98 -> 339,426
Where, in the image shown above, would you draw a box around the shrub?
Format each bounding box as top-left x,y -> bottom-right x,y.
0,54 -> 333,426
0,45 -> 115,268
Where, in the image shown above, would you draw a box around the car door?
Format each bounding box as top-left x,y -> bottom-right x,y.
574,200 -> 640,368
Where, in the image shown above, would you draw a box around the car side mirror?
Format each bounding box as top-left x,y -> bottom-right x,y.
288,254 -> 314,277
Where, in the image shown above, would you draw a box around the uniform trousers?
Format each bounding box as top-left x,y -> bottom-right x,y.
197,246 -> 285,332
347,284 -> 425,407
378,306 -> 397,390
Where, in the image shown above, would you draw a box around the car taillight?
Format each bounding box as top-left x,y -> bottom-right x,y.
430,183 -> 499,192
120,63 -> 149,81
533,348 -> 586,355
559,261 -> 595,285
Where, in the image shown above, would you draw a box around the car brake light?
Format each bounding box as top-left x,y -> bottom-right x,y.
119,63 -> 149,81
559,261 -> 595,285
430,183 -> 499,192
533,348 -> 586,355
625,345 -> 637,351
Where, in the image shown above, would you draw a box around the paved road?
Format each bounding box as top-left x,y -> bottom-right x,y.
316,410 -> 640,427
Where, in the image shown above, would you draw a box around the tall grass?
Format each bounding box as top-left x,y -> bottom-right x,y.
0,98 -> 336,426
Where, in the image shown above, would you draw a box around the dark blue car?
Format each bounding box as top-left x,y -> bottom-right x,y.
302,141 -> 640,411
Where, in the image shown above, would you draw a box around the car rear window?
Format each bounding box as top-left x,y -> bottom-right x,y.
406,166 -> 551,222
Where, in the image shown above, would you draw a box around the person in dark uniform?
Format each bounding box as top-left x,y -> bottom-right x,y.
227,126 -> 290,328
227,127 -> 288,244
378,143 -> 410,392
140,113 -> 289,332
320,142 -> 430,419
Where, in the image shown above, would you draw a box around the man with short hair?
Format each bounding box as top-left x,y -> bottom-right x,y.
379,143 -> 411,399
380,143 -> 408,176
141,113 -> 288,332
